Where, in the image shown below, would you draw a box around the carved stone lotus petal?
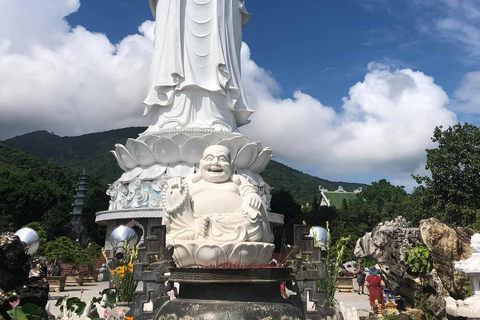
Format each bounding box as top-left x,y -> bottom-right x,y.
255,244 -> 275,265
229,136 -> 247,152
217,140 -> 238,161
230,244 -> 258,266
110,150 -> 128,172
181,137 -> 209,165
114,144 -> 138,170
249,148 -> 272,173
167,241 -> 273,267
167,163 -> 195,177
127,139 -> 156,167
144,135 -> 159,147
252,141 -> 263,155
195,245 -> 228,267
170,243 -> 195,267
202,133 -> 222,145
152,138 -> 181,165
171,133 -> 190,147
241,169 -> 264,185
118,167 -> 144,183
234,143 -> 258,168
139,164 -> 167,180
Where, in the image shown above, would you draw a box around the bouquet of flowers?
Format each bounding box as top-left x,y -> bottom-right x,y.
102,243 -> 138,302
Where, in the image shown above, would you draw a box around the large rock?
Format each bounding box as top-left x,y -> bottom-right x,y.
0,232 -> 49,318
0,233 -> 30,291
419,218 -> 475,300
354,216 -> 422,307
354,216 -> 476,318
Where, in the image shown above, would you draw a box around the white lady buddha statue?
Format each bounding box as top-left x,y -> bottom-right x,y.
144,0 -> 253,133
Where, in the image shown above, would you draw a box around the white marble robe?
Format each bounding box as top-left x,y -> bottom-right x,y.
144,0 -> 253,132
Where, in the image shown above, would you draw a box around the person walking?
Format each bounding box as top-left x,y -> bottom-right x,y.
354,261 -> 366,294
366,265 -> 385,311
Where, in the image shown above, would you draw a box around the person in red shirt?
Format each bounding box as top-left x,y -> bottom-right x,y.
366,265 -> 385,311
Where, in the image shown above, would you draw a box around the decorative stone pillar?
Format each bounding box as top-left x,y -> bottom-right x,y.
445,233 -> 480,319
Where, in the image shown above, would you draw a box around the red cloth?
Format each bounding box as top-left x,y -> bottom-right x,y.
366,275 -> 383,307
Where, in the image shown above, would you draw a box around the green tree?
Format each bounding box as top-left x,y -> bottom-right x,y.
333,179 -> 418,260
413,123 -> 480,226
44,236 -> 86,271
41,203 -> 71,241
81,185 -> 109,245
269,189 -> 302,252
84,242 -> 102,271
340,179 -> 415,235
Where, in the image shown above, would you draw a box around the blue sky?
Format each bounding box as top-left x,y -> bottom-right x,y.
1,0 -> 479,191
64,1 -> 468,107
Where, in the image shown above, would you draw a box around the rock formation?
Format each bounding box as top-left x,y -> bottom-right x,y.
354,216 -> 422,308
420,218 -> 474,299
0,232 -> 49,318
354,216 -> 475,318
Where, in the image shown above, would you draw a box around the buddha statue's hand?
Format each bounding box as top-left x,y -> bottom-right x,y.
163,177 -> 189,213
167,177 -> 183,192
245,194 -> 262,211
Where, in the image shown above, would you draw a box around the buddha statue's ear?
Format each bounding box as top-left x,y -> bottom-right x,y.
191,172 -> 202,183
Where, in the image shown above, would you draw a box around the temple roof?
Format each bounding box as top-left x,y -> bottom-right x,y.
318,185 -> 362,209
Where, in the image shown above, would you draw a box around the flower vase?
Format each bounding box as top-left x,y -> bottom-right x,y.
106,302 -> 130,320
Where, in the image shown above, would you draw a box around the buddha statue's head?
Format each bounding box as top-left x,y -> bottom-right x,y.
199,145 -> 233,183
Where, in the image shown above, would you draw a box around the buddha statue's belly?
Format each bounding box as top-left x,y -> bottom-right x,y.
191,190 -> 244,216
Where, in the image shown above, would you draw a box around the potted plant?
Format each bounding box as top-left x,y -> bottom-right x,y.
101,244 -> 139,319
46,257 -> 67,292
44,237 -> 87,287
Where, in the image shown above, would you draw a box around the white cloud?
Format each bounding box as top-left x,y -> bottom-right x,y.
0,0 -> 458,191
242,57 -> 457,184
0,0 -> 80,54
450,71 -> 480,115
0,0 -> 154,139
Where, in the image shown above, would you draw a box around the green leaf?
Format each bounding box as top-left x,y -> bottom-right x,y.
55,297 -> 64,307
74,303 -> 86,316
91,296 -> 102,304
7,308 -> 29,320
20,304 -> 43,317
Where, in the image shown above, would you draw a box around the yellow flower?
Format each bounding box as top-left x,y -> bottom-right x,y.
113,266 -> 126,278
128,263 -> 133,273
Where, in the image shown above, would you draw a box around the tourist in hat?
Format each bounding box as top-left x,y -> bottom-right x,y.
366,265 -> 385,311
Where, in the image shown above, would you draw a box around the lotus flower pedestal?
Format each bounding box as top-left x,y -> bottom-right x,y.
95,129 -> 282,261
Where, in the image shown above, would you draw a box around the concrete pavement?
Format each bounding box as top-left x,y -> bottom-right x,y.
47,281 -> 110,317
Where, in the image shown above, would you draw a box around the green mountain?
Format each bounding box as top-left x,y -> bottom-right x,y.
4,128 -> 369,204
0,141 -> 77,231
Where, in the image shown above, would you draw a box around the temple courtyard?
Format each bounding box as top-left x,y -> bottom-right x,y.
46,281 -> 371,318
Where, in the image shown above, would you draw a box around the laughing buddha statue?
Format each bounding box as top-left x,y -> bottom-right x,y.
162,145 -> 273,245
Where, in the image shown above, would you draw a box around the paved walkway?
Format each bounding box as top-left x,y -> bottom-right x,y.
47,280 -> 371,318
47,282 -> 110,317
